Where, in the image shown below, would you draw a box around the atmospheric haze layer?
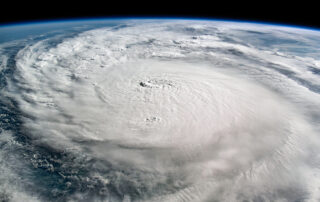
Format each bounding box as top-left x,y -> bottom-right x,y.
0,19 -> 320,202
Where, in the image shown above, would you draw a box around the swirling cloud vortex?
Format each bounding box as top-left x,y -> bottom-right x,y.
1,20 -> 320,201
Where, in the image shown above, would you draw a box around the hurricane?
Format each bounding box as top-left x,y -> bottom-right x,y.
0,19 -> 320,202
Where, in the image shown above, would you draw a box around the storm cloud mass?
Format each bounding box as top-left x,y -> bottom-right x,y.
0,19 -> 320,202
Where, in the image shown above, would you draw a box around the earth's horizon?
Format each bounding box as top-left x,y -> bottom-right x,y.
0,18 -> 320,202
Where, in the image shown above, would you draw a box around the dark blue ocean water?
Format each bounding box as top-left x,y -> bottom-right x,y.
1,18 -> 320,201
0,20 -> 131,201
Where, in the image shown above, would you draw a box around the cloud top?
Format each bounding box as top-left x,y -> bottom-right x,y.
1,20 -> 320,201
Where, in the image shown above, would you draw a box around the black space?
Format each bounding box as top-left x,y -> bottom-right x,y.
1,1 -> 319,29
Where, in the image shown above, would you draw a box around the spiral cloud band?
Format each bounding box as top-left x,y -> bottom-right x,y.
1,20 -> 320,201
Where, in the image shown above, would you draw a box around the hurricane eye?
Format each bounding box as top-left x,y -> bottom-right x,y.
0,19 -> 319,202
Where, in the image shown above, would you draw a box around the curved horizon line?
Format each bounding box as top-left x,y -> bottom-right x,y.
0,16 -> 319,32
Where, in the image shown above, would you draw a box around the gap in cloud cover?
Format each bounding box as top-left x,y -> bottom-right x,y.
1,19 -> 320,201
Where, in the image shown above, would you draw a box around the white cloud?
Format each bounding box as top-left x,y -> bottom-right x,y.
1,20 -> 320,201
